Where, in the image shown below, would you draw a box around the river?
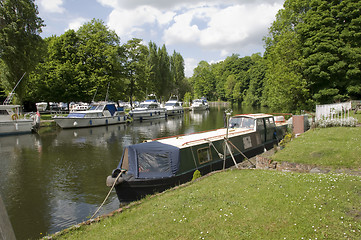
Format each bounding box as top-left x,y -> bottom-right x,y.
0,105 -> 264,239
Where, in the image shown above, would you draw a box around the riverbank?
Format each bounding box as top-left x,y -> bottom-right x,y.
44,126 -> 361,240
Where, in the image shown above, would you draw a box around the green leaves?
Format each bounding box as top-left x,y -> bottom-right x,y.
263,0 -> 361,112
0,0 -> 44,103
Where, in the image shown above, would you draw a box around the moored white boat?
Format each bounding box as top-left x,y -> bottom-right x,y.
36,102 -> 48,112
0,105 -> 37,136
52,101 -> 128,129
190,98 -> 209,111
164,96 -> 183,116
129,99 -> 166,121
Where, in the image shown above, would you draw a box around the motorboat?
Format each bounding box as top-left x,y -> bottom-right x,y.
190,98 -> 209,111
0,105 -> 38,135
36,102 -> 47,112
164,96 -> 183,116
107,113 -> 288,202
52,101 -> 128,129
129,99 -> 166,121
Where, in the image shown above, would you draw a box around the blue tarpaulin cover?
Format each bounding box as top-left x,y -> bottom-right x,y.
118,141 -> 180,179
106,104 -> 117,116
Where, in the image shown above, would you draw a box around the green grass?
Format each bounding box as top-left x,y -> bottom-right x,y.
50,170 -> 361,240
272,127 -> 361,169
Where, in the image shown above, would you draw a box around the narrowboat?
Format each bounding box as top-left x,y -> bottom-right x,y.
106,113 -> 288,202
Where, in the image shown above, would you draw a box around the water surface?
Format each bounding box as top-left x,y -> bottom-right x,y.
0,106 -> 263,239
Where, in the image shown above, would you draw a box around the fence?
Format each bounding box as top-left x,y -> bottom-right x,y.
316,102 -> 352,121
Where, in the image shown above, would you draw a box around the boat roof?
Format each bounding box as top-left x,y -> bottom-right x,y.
232,113 -> 273,119
0,104 -> 21,110
154,127 -> 254,149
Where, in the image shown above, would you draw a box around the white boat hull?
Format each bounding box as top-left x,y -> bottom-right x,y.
0,120 -> 33,135
190,105 -> 208,111
53,115 -> 128,129
130,110 -> 167,121
166,107 -> 184,116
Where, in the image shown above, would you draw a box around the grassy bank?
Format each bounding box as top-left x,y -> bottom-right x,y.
50,170 -> 360,239
272,127 -> 361,169
46,126 -> 361,240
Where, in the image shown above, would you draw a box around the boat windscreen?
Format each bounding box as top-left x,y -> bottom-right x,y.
67,113 -> 86,118
125,141 -> 180,179
229,117 -> 255,129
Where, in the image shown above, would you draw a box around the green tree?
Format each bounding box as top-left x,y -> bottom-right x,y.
264,0 -> 361,111
28,19 -> 123,103
122,38 -> 150,106
299,0 -> 361,102
191,61 -> 215,100
0,0 -> 44,103
76,19 -> 122,101
243,54 -> 267,106
170,51 -> 185,96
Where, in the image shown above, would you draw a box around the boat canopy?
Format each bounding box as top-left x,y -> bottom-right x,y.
119,141 -> 180,179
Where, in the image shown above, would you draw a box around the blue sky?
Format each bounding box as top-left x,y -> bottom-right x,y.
35,0 -> 284,77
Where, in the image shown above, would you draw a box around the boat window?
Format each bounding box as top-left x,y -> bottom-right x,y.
257,119 -> 264,129
137,152 -> 171,174
265,118 -> 271,128
197,147 -> 212,164
242,118 -> 255,129
229,117 -> 242,128
0,110 -> 8,115
229,117 -> 255,129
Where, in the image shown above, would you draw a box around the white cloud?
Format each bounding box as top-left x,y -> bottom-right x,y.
94,0 -> 284,75
107,6 -> 175,38
37,0 -> 65,13
184,58 -> 199,77
66,18 -> 89,32
164,3 -> 282,55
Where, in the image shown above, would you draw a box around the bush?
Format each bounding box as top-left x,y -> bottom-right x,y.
315,117 -> 358,128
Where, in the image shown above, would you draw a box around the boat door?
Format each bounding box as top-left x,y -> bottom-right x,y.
265,117 -> 276,142
256,118 -> 266,143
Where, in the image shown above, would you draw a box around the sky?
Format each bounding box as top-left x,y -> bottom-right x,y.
35,0 -> 285,77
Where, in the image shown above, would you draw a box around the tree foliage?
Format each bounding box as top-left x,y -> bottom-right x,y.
0,0 -> 44,103
28,19 -> 122,103
263,0 -> 361,112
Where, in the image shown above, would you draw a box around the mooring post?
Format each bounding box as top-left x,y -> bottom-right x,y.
0,194 -> 16,240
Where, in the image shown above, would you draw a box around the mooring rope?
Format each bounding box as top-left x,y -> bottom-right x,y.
90,171 -> 122,220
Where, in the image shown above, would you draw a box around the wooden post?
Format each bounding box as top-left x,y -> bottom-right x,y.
0,194 -> 16,240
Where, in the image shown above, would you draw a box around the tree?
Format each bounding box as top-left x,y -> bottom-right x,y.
76,19 -> 123,101
122,38 -> 150,106
0,0 -> 44,103
243,54 -> 267,106
28,19 -> 123,103
191,61 -> 215,100
170,51 -> 185,96
264,0 -> 361,112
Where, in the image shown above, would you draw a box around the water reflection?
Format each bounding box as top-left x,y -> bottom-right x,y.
0,106 -> 264,239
